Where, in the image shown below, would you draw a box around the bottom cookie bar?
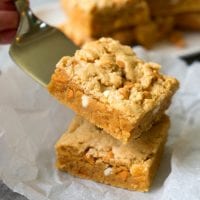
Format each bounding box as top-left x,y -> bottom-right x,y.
55,115 -> 170,192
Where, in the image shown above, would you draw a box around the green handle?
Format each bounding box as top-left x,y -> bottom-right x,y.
14,0 -> 29,13
13,0 -> 43,37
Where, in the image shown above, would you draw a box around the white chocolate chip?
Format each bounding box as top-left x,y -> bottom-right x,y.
103,90 -> 110,98
82,95 -> 89,108
104,167 -> 112,176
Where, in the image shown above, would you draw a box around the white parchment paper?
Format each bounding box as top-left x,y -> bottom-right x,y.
0,45 -> 200,200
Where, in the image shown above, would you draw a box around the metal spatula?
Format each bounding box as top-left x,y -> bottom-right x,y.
9,0 -> 78,87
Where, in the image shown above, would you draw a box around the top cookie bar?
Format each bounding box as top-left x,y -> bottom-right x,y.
48,38 -> 179,143
61,0 -> 150,37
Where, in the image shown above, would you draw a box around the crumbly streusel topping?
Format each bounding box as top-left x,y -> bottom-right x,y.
58,38 -> 178,118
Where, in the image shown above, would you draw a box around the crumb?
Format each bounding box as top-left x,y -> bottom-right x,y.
169,31 -> 186,48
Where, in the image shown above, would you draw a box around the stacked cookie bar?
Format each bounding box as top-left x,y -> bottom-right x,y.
59,0 -> 174,48
48,38 -> 179,191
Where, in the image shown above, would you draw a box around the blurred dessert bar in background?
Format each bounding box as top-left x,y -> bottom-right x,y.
61,0 -> 150,37
147,0 -> 200,16
175,13 -> 200,30
147,0 -> 200,31
60,0 -> 200,48
60,16 -> 174,48
60,0 -> 175,48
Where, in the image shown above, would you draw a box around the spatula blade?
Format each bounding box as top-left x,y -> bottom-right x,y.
9,27 -> 78,87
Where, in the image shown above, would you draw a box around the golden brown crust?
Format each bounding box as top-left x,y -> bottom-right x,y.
55,115 -> 170,191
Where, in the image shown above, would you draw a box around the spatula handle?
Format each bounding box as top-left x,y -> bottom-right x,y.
13,0 -> 44,36
13,0 -> 29,13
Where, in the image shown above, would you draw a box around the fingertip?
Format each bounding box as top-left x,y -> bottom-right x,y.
0,11 -> 19,31
0,2 -> 16,11
0,29 -> 17,44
